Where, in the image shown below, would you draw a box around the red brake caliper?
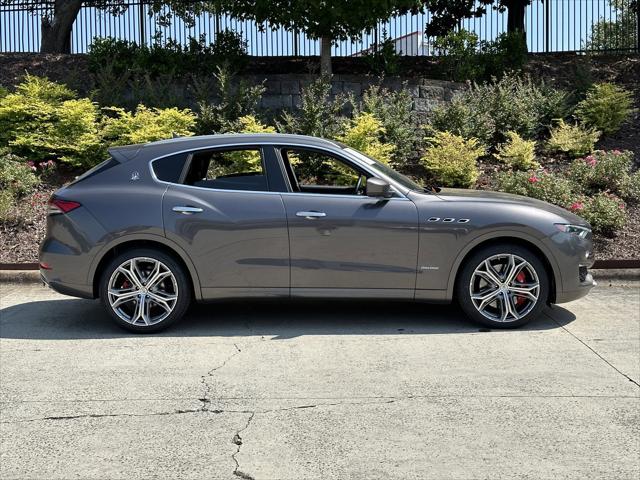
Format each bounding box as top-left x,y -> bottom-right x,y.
514,271 -> 526,305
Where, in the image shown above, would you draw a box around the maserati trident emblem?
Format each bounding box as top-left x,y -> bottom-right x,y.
130,171 -> 140,181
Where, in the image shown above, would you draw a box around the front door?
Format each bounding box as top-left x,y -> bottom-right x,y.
276,146 -> 419,298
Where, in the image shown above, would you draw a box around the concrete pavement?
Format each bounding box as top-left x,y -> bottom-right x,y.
1,281 -> 639,479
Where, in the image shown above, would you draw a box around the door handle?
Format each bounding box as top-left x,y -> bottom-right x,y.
172,206 -> 203,214
296,211 -> 327,219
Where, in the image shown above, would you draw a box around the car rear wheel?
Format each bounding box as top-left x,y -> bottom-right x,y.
456,244 -> 549,328
99,248 -> 191,333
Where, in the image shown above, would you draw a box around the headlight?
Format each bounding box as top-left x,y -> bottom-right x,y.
554,224 -> 591,238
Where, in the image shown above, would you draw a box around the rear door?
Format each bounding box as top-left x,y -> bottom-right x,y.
159,145 -> 290,299
276,146 -> 420,298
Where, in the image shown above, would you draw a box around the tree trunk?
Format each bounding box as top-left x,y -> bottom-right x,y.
320,36 -> 332,77
40,0 -> 83,53
505,0 -> 527,34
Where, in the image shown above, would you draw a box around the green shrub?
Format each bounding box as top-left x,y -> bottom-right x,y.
337,113 -> 395,165
363,34 -> 401,75
101,105 -> 196,146
622,171 -> 640,204
0,189 -> 15,222
494,170 -> 574,207
575,83 -> 635,135
495,131 -> 538,170
420,132 -> 484,188
433,29 -> 483,82
547,120 -> 600,158
431,73 -> 569,147
434,29 -> 527,82
88,31 -> 248,78
0,153 -> 39,196
194,66 -> 265,134
570,193 -> 627,235
356,84 -> 419,165
0,76 -> 103,167
568,150 -> 632,196
0,86 -> 8,99
278,77 -> 348,138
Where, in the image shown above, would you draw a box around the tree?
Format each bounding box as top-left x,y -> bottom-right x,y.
424,0 -> 531,38
212,1 -> 424,76
0,1 -> 212,54
585,0 -> 638,51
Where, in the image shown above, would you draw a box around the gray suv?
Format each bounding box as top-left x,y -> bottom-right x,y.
40,134 -> 595,332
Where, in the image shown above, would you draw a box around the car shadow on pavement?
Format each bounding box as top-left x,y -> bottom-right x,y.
0,297 -> 576,340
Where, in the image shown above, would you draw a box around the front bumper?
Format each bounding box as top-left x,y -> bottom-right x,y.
555,270 -> 596,303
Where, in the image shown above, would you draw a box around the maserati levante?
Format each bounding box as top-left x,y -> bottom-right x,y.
40,134 -> 595,332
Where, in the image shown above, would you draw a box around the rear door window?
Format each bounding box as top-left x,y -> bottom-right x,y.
182,148 -> 268,192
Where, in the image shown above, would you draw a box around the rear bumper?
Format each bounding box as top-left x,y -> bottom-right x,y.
40,271 -> 94,299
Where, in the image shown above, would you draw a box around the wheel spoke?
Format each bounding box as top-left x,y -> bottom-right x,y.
109,289 -> 140,308
505,255 -> 527,285
147,291 -> 175,314
482,260 -> 503,286
473,289 -> 501,312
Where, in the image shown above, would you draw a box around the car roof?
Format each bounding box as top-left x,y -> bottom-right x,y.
108,133 -> 344,163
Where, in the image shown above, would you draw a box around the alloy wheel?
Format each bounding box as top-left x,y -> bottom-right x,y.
469,253 -> 540,323
107,257 -> 178,326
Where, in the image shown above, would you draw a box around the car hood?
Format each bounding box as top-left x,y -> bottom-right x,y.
423,188 -> 589,226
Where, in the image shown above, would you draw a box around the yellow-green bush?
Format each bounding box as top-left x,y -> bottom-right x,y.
101,105 -> 196,146
547,120 -> 600,158
0,75 -> 102,167
495,131 -> 538,170
420,131 -> 485,188
224,115 -> 275,171
337,113 -> 395,165
575,83 -> 635,135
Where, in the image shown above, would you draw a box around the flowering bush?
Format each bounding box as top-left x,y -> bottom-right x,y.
420,132 -> 485,188
568,150 -> 633,198
494,131 -> 538,170
494,170 -> 574,207
0,153 -> 40,197
572,192 -> 627,235
547,120 -> 600,158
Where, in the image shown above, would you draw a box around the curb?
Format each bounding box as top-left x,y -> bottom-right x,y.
1,268 -> 638,285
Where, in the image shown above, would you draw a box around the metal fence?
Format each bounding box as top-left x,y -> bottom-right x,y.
1,0 -> 639,55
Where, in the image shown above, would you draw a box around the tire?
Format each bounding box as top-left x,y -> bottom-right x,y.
99,248 -> 191,333
456,243 -> 549,329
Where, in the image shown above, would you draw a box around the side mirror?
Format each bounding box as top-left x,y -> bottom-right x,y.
366,177 -> 392,198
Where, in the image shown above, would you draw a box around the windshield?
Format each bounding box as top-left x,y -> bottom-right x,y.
343,147 -> 423,192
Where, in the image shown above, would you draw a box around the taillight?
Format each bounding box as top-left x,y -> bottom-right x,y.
48,198 -> 81,215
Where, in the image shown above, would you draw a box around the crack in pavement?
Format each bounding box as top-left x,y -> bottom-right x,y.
231,411 -> 256,480
545,311 -> 640,388
199,343 -> 243,411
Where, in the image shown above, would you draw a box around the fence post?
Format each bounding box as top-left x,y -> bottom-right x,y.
139,1 -> 145,45
545,0 -> 550,52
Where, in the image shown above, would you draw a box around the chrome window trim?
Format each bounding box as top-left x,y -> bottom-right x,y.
148,141 -> 410,201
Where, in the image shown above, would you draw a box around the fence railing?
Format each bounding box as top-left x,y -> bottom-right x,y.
1,0 -> 638,55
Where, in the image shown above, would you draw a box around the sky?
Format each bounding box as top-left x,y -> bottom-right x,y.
0,0 -> 636,55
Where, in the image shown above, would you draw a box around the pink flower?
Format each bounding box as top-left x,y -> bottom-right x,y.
528,175 -> 540,183
570,202 -> 584,211
585,155 -> 597,166
612,150 -> 622,155
619,203 -> 625,210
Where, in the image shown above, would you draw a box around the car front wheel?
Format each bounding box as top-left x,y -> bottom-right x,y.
99,248 -> 191,333
456,244 -> 549,328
